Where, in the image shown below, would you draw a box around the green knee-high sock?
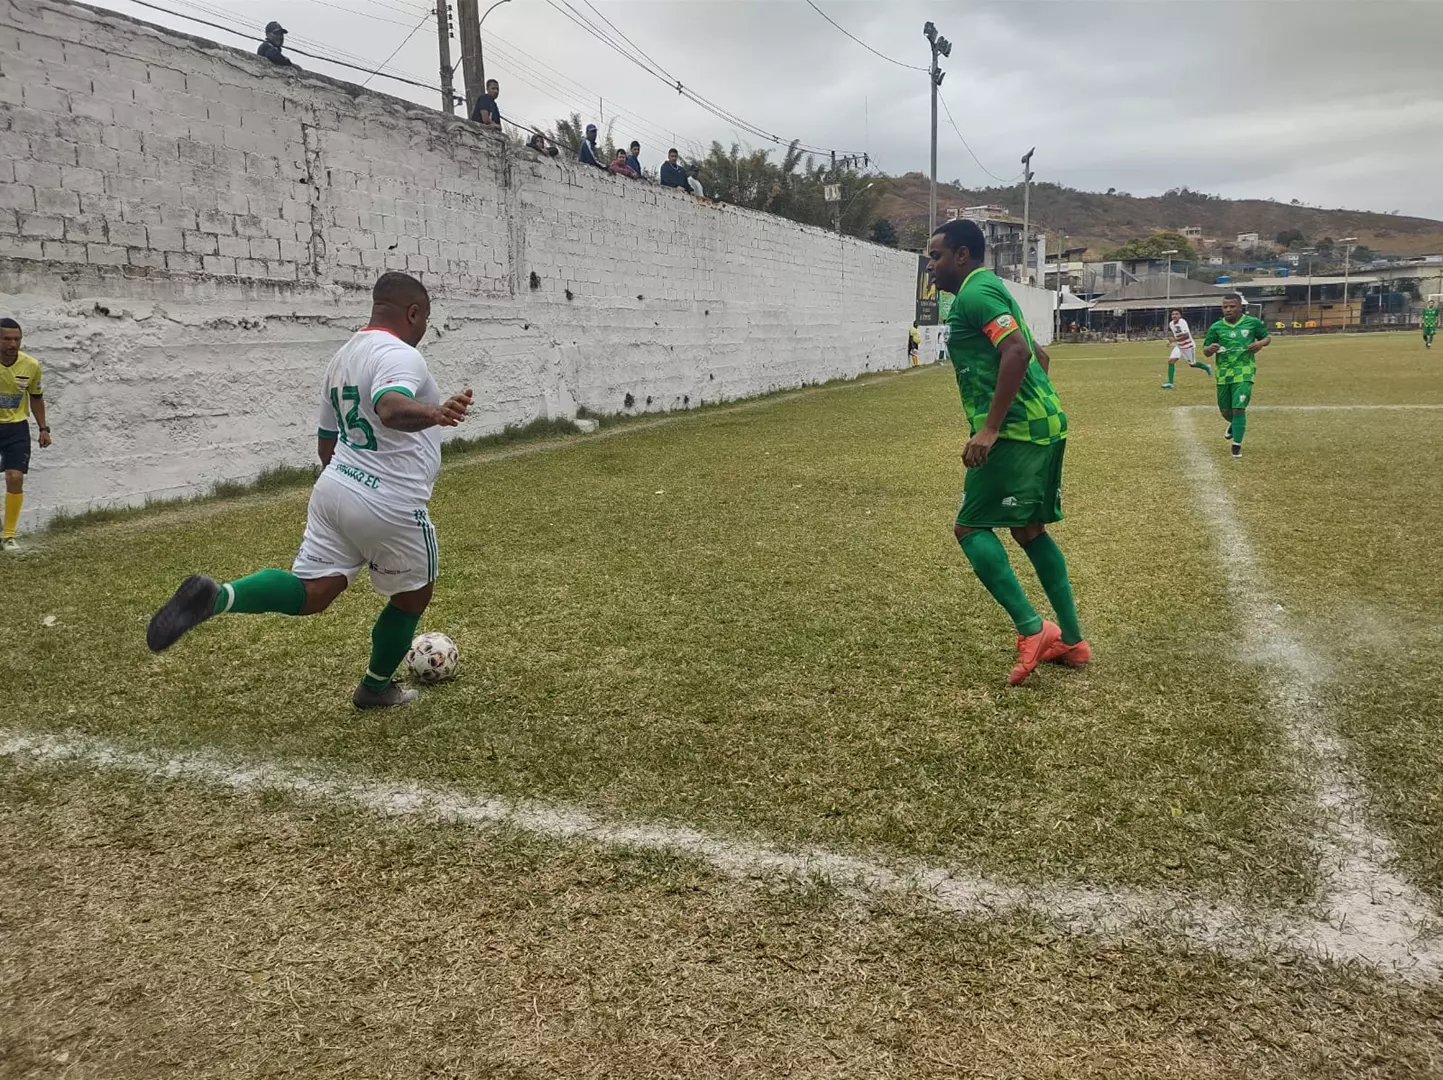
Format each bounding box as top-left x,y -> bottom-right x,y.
959,530 -> 1043,636
1232,409 -> 1247,445
215,569 -> 307,615
363,602 -> 421,690
1167,362 -> 1176,384
1020,532 -> 1084,645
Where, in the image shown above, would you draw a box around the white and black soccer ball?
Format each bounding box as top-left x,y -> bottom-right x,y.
406,631 -> 460,684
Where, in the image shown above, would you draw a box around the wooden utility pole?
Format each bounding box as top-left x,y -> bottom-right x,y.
456,0 -> 483,121
436,0 -> 455,115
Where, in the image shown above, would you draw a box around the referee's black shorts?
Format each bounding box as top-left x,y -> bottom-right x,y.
0,421 -> 31,474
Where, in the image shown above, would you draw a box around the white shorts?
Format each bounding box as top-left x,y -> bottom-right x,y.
1169,345 -> 1196,363
292,470 -> 438,596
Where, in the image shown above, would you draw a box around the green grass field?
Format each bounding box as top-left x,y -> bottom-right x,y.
3,331 -> 1443,1076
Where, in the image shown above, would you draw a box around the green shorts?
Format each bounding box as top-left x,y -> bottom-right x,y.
955,437 -> 1066,530
1425,327 -> 1436,341
1217,381 -> 1253,412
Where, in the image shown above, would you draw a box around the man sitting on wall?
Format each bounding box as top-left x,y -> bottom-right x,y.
257,21 -> 295,67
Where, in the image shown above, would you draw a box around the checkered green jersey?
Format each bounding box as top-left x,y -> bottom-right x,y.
1424,306 -> 1439,330
1203,314 -> 1270,385
944,268 -> 1067,445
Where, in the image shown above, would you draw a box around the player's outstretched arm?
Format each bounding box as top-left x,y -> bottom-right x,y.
375,388 -> 473,431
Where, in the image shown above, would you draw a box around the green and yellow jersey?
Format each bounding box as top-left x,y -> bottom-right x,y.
1202,314 -> 1270,385
1423,305 -> 1438,331
944,268 -> 1066,445
0,351 -> 43,424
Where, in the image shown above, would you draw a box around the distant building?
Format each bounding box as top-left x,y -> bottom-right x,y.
1206,255 -> 1225,266
1283,252 -> 1302,266
1180,226 -> 1204,240
1237,232 -> 1260,250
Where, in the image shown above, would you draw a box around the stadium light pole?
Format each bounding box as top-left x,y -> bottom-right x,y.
923,22 -> 951,244
1162,248 -> 1178,318
1341,237 -> 1358,331
1302,249 -> 1316,326
1020,148 -> 1035,284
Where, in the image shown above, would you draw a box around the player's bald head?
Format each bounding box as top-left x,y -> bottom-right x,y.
373,272 -> 429,310
370,272 -> 431,346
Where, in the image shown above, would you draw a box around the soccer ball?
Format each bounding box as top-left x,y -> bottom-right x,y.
406,631 -> 460,684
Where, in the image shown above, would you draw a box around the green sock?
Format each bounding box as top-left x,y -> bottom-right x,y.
1021,532 -> 1083,645
959,530 -> 1043,636
1232,409 -> 1247,445
1198,361 -> 1214,377
1167,363 -> 1175,383
215,569 -> 307,615
363,602 -> 421,690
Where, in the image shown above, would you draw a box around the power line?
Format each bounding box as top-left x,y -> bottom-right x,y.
123,0 -> 445,94
360,9 -> 432,88
804,1 -> 928,72
937,88 -> 1024,185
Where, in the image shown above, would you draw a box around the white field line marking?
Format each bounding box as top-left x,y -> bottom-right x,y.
1175,403 -> 1443,412
1173,406 -> 1441,976
2,724 -> 1439,983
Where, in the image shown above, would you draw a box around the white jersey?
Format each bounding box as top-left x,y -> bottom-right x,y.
1168,317 -> 1194,350
313,329 -> 442,508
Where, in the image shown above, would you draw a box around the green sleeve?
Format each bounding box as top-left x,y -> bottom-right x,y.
1202,322 -> 1219,347
1253,316 -> 1271,341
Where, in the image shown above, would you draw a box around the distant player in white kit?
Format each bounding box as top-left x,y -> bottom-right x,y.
146,272 -> 473,709
1160,308 -> 1213,388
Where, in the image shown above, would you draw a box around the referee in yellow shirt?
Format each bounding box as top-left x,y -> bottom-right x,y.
0,318 -> 52,550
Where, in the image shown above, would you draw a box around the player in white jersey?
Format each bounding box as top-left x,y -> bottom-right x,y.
1160,308 -> 1213,388
146,272 -> 473,709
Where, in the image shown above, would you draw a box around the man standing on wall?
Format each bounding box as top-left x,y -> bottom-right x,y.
472,79 -> 502,127
0,318 -> 50,551
926,220 -> 1089,685
257,21 -> 294,67
146,273 -> 474,709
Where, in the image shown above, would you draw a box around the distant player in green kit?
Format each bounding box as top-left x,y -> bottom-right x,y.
1423,301 -> 1438,349
928,219 -> 1089,685
1202,293 -> 1271,461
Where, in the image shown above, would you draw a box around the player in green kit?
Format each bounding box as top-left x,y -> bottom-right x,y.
1423,302 -> 1438,349
928,219 -> 1089,686
1202,292 -> 1271,461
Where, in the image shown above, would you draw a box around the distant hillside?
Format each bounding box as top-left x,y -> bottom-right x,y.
875,175 -> 1443,258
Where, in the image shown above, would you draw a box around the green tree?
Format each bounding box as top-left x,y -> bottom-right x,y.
1102,231 -> 1198,262
903,221 -> 929,251
1276,228 -> 1306,248
870,218 -> 898,247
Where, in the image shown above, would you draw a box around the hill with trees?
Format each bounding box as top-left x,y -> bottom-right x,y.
872,175 -> 1443,258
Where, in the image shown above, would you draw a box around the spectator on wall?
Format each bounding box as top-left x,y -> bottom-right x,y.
625,141 -> 642,175
660,148 -> 690,191
528,132 -> 559,157
472,78 -> 502,127
578,124 -> 606,169
257,21 -> 294,66
609,149 -> 639,178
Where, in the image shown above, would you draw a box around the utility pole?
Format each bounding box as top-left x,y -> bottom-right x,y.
832,151 -> 840,234
456,0 -> 483,120
1020,147 -> 1035,285
436,0 -> 455,115
1303,249 -> 1315,326
923,22 -> 951,245
1341,236 -> 1357,331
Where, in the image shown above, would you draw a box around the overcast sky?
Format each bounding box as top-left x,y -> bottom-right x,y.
95,0 -> 1443,220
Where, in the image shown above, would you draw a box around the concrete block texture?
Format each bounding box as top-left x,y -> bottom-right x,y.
0,0 -> 948,528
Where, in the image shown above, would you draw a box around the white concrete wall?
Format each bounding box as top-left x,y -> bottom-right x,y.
0,0 -> 915,526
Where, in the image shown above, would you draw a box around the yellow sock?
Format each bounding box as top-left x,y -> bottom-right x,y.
3,491 -> 22,539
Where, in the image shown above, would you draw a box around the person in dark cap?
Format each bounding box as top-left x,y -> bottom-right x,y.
258,21 -> 295,67
578,124 -> 606,170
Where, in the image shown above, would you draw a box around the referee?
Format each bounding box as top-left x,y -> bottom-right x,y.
0,318 -> 52,550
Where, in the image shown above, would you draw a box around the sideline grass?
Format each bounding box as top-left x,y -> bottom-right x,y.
1198,333 -> 1443,899
0,346 -> 1315,897
3,762 -> 1441,1080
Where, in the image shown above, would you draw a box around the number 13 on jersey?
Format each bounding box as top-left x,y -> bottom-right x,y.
330,384 -> 377,450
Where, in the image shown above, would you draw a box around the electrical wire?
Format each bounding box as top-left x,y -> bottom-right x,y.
122,0 -> 445,94
938,88 -> 1025,185
803,1 -> 928,72
360,9 -> 432,88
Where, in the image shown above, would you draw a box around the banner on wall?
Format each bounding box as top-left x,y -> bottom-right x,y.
915,255 -> 938,325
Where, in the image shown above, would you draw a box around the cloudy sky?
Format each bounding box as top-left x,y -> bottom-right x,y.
95,0 -> 1443,220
